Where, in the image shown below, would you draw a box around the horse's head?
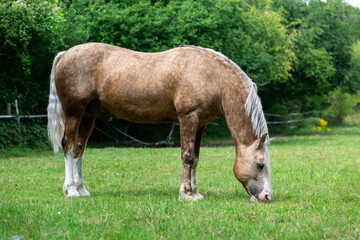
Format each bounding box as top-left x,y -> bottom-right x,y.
233,133 -> 272,202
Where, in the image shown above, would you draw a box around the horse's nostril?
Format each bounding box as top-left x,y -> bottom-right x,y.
265,194 -> 271,201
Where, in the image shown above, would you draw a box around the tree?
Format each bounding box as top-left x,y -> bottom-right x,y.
268,0 -> 360,112
344,41 -> 360,92
0,0 -> 65,114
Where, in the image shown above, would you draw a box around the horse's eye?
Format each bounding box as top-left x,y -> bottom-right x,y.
257,163 -> 265,170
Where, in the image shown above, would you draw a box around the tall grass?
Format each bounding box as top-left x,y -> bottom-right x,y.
0,126 -> 359,239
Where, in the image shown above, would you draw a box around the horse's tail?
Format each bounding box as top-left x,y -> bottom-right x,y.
47,51 -> 66,153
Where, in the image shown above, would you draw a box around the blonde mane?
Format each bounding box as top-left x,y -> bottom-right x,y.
244,82 -> 269,142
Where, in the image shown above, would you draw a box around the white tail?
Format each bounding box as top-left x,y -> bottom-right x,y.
47,51 -> 66,153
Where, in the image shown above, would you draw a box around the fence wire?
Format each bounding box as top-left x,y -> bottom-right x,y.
1,100 -> 327,146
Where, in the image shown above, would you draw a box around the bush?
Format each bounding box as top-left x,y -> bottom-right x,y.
0,120 -> 48,149
324,88 -> 360,124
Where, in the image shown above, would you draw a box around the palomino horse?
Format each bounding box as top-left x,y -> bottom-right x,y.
47,43 -> 272,202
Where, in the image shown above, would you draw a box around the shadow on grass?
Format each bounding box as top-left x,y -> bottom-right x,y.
91,188 -> 254,201
91,188 -> 177,198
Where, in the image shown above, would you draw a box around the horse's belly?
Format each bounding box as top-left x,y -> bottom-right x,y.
101,94 -> 178,123
111,107 -> 178,123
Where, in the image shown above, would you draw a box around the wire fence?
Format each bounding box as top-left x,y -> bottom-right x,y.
266,111 -> 324,125
1,100 -> 326,146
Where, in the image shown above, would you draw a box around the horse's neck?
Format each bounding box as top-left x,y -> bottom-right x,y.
225,110 -> 256,149
222,80 -> 257,148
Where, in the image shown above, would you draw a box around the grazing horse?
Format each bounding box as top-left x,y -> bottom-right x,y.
47,43 -> 272,202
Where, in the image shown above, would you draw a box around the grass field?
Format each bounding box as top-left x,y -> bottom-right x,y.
1,126 -> 359,239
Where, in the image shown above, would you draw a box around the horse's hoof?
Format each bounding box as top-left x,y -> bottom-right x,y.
179,192 -> 205,201
190,193 -> 204,201
64,188 -> 81,197
78,188 -> 90,197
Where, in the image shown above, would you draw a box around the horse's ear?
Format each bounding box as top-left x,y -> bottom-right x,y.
257,133 -> 267,150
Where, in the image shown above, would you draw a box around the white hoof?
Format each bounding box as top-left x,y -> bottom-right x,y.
179,191 -> 204,201
64,188 -> 81,197
191,192 -> 204,201
63,185 -> 90,197
78,187 -> 90,197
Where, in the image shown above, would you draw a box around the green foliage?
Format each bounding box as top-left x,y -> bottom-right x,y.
324,88 -> 360,124
0,0 -> 66,114
344,41 -> 360,92
268,0 -> 360,112
304,0 -> 356,89
0,120 -> 49,149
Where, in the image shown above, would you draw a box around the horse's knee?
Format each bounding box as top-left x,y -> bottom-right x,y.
62,134 -> 84,157
62,135 -> 74,155
183,152 -> 195,166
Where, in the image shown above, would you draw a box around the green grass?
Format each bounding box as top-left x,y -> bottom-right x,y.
1,126 -> 359,239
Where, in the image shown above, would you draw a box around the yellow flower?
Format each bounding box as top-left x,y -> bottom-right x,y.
318,118 -> 328,130
317,126 -> 322,131
326,128 -> 331,131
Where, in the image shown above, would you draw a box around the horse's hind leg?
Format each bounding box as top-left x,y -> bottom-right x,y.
62,103 -> 97,197
62,111 -> 83,197
73,111 -> 97,196
178,113 -> 204,201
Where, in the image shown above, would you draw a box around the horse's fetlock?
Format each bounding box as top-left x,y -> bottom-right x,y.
184,183 -> 192,194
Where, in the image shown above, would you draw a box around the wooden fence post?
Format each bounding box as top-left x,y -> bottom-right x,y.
6,103 -> 11,115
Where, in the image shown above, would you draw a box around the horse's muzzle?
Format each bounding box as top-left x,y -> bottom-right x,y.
258,189 -> 271,202
250,189 -> 271,202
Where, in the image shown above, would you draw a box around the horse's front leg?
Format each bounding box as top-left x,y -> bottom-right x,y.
178,113 -> 204,201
